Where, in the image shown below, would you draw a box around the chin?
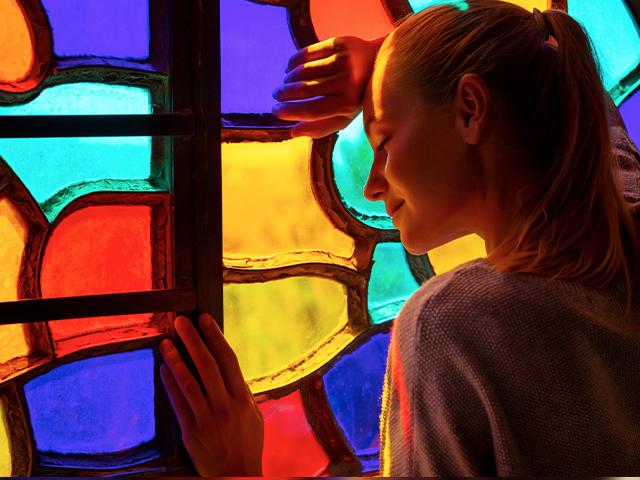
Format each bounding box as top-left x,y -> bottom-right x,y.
398,233 -> 429,256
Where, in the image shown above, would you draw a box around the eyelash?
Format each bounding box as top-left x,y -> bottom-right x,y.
376,137 -> 390,153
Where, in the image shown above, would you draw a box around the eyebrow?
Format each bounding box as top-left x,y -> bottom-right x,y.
364,115 -> 376,138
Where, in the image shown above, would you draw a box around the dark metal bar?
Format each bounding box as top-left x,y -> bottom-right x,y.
0,288 -> 197,324
0,111 -> 194,138
193,0 -> 223,327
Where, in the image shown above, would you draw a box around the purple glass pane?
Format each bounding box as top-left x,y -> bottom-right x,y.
620,89 -> 640,147
221,0 -> 297,114
42,0 -> 149,59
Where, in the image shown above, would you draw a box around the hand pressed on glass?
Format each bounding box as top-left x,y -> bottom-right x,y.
159,313 -> 264,476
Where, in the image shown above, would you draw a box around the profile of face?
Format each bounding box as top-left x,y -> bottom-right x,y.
362,42 -> 486,255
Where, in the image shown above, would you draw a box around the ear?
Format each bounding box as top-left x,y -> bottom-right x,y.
453,73 -> 490,146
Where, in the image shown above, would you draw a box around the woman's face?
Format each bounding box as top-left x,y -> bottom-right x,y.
362,56 -> 483,255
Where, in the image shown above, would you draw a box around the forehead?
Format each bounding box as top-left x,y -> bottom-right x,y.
363,45 -> 396,136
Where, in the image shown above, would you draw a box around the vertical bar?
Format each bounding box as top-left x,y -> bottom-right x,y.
194,0 -> 223,328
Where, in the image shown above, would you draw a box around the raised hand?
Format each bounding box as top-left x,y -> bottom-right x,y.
159,313 -> 263,476
272,35 -> 386,138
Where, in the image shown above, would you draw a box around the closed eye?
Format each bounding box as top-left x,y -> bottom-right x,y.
376,137 -> 390,153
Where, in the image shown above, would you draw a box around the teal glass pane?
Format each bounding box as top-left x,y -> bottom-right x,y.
368,242 -> 421,324
0,83 -> 158,222
409,0 -> 469,12
569,0 -> 640,92
333,113 -> 392,229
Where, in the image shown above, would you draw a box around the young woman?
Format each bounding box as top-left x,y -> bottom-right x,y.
158,1 -> 640,475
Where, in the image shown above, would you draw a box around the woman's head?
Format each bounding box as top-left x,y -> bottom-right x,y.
363,0 -> 639,304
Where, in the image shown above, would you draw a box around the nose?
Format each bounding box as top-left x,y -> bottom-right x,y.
363,150 -> 388,202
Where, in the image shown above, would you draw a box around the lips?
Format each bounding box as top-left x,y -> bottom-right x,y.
386,201 -> 404,217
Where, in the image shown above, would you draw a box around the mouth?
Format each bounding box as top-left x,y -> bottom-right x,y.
386,201 -> 404,217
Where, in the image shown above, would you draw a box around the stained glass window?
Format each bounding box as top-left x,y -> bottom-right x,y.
0,0 -> 637,476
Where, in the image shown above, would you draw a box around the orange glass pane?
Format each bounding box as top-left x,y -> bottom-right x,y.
260,391 -> 330,476
310,0 -> 394,41
0,0 -> 34,84
222,138 -> 355,270
427,233 -> 486,275
0,199 -> 30,364
0,404 -> 10,476
41,206 -> 156,353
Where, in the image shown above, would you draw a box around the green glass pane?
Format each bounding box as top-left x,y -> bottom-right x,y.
569,0 -> 640,93
0,83 -> 159,222
224,276 -> 349,382
368,242 -> 421,325
409,0 -> 469,11
333,113 -> 392,229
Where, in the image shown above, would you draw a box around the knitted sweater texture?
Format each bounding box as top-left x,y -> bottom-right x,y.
378,127 -> 640,476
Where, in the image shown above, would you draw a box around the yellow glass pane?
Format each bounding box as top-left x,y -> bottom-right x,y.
225,276 -> 355,393
427,233 -> 486,275
0,0 -> 34,83
0,199 -> 30,364
0,404 -> 10,476
507,0 -> 550,11
222,138 -> 356,270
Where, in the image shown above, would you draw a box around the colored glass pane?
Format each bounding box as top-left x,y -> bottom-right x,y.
409,0 -> 548,11
428,233 -> 486,274
24,349 -> 155,456
41,206 -> 156,354
620,88 -> 640,146
260,391 -> 330,476
324,332 -> 390,472
368,243 -> 421,325
225,276 -> 352,392
0,0 -> 33,84
42,0 -> 149,59
310,0 -> 393,41
569,0 -> 640,92
0,83 -> 156,222
333,113 -> 392,229
0,404 -> 11,476
221,0 -> 296,114
0,199 -> 30,364
223,138 -> 355,270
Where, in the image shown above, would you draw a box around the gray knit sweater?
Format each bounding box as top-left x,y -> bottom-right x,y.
378,127 -> 640,476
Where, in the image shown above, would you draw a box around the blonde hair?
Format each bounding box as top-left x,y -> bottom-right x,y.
381,0 -> 639,323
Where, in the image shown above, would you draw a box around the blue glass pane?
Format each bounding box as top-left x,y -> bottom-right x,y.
324,332 -> 391,472
368,243 -> 421,325
221,0 -> 297,114
0,83 -> 156,222
333,113 -> 393,229
24,349 -> 156,455
42,0 -> 149,59
569,0 -> 640,92
620,88 -> 640,147
409,0 -> 470,12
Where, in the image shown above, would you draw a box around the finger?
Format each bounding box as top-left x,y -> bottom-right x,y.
173,316 -> 228,402
284,54 -> 346,83
290,116 -> 356,139
286,37 -> 341,73
198,313 -> 248,399
159,363 -> 197,432
272,96 -> 359,122
159,338 -> 211,424
273,74 -> 347,102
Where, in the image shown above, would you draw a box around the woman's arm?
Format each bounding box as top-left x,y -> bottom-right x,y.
272,35 -> 386,138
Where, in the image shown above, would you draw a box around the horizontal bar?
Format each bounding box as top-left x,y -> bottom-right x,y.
0,288 -> 197,325
0,111 -> 195,138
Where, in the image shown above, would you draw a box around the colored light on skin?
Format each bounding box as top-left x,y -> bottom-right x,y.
221,0 -> 297,114
427,233 -> 487,274
0,199 -> 30,364
0,0 -> 34,84
0,83 -> 153,222
23,349 -> 156,455
42,0 -> 149,59
368,243 -> 421,325
222,138 -> 355,270
310,0 -> 394,41
259,391 -> 330,476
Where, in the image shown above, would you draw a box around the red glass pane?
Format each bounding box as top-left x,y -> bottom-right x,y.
41,206 -> 156,353
310,0 -> 394,41
259,390 -> 330,476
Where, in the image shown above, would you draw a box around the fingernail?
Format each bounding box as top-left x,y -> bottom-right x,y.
159,339 -> 172,354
